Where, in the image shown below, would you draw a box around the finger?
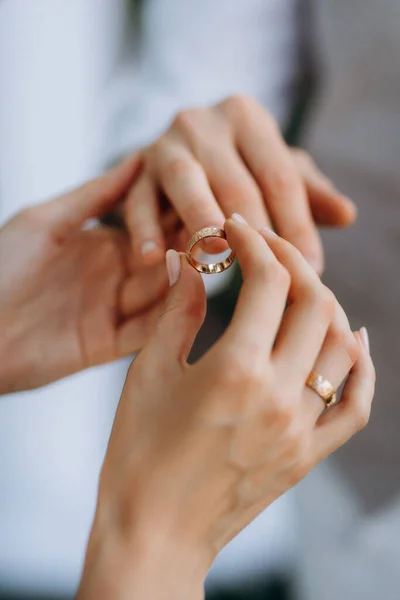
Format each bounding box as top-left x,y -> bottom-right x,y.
119,262 -> 169,318
123,173 -> 165,266
220,215 -> 290,360
312,329 -> 375,457
303,302 -> 360,419
147,250 -> 207,366
200,145 -> 271,229
292,149 -> 357,227
42,154 -> 141,237
224,97 -> 323,271
260,228 -> 334,380
153,139 -> 226,239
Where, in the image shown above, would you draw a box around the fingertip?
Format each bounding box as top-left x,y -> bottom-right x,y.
341,196 -> 358,225
138,239 -> 165,266
322,194 -> 358,227
165,249 -> 182,286
108,153 -> 142,182
307,256 -> 324,275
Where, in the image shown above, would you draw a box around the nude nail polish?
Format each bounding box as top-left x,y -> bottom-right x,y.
166,249 -> 181,286
360,326 -> 370,354
231,213 -> 247,224
141,240 -> 158,256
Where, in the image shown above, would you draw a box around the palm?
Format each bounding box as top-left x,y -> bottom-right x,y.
1,221 -> 167,391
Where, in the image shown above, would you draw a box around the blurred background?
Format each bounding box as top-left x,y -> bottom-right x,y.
0,1 -> 400,599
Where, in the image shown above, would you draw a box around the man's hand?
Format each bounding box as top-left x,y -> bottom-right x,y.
123,95 -> 357,273
0,156 -> 168,393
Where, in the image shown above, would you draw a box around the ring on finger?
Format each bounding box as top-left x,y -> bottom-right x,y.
306,370 -> 337,409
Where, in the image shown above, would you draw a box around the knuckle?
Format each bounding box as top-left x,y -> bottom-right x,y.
269,396 -> 297,430
343,332 -> 360,364
18,204 -> 48,228
274,261 -> 291,287
326,327 -> 360,364
353,399 -> 372,432
172,108 -> 203,133
220,94 -> 266,125
163,156 -> 192,182
148,137 -> 166,160
292,147 -> 313,167
286,221 -> 315,246
261,167 -> 300,198
222,93 -> 254,114
266,260 -> 291,289
304,284 -> 335,320
219,351 -> 266,392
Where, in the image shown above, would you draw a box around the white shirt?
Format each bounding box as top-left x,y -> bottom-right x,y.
104,0 -> 305,162
0,0 -> 303,594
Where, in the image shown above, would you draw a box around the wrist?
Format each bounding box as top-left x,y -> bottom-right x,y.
77,509 -> 206,600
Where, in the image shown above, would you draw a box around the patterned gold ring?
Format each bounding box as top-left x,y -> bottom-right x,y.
186,227 -> 235,274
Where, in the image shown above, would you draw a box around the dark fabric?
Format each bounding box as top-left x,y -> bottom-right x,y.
206,576 -> 291,600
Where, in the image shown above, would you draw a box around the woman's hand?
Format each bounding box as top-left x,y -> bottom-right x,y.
124,95 -> 356,273
0,156 -> 169,393
80,216 -> 374,600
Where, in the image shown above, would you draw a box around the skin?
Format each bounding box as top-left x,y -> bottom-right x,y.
0,155 -> 169,393
77,217 -> 375,600
0,107 -> 371,598
123,95 -> 357,272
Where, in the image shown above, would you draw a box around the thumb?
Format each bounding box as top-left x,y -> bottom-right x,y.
41,154 -> 141,236
149,250 -> 207,366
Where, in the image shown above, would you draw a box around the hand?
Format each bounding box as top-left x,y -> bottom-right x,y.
0,156 -> 169,393
123,95 -> 356,273
79,216 -> 374,600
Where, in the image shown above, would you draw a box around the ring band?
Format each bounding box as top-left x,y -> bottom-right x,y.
186,227 -> 236,274
306,370 -> 337,408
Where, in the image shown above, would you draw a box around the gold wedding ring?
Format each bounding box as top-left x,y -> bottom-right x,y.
306,370 -> 337,409
186,227 -> 236,274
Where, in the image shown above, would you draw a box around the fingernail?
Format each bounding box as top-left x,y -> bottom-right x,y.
141,240 -> 158,256
360,326 -> 370,354
306,256 -> 322,272
231,213 -> 247,224
166,249 -> 181,287
260,226 -> 278,238
344,197 -> 358,219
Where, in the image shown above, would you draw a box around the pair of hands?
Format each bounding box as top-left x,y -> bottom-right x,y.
78,216 -> 375,600
0,95 -> 355,394
0,97 -> 374,599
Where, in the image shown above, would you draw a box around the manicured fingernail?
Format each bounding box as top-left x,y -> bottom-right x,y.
260,226 -> 278,238
166,249 -> 181,287
231,213 -> 247,224
306,257 -> 322,272
344,197 -> 358,219
360,326 -> 370,354
141,240 -> 158,256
